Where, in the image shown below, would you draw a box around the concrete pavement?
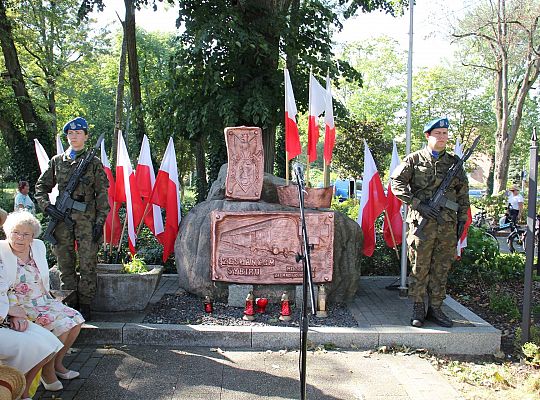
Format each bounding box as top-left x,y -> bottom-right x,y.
35,345 -> 463,400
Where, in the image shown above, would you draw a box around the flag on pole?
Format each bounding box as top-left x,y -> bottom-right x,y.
307,72 -> 327,163
34,139 -> 59,205
357,140 -> 387,257
383,140 -> 403,248
151,137 -> 181,262
136,135 -> 165,236
101,141 -> 121,246
323,74 -> 336,165
284,69 -> 301,160
454,140 -> 472,256
115,131 -> 144,254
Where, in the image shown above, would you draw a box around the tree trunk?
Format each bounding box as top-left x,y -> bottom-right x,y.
124,0 -> 145,149
113,21 -> 127,166
0,0 -> 51,182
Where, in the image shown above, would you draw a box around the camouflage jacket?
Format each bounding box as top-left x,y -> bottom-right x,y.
35,148 -> 110,226
390,147 -> 469,224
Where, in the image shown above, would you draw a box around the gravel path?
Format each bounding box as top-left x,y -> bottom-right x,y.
143,292 -> 358,327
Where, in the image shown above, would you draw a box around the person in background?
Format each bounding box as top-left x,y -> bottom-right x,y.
35,117 -> 109,321
0,208 -> 64,399
507,185 -> 524,225
1,211 -> 84,392
391,117 -> 469,329
14,181 -> 35,214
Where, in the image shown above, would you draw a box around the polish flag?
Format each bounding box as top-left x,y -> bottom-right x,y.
307,72 -> 327,163
34,139 -> 59,205
284,69 -> 301,160
357,141 -> 387,257
115,131 -> 144,254
136,135 -> 164,236
323,74 -> 336,165
383,140 -> 403,248
101,141 -> 121,246
454,140 -> 473,256
151,137 -> 181,262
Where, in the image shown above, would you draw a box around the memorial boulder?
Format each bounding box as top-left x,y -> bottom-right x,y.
175,164 -> 363,303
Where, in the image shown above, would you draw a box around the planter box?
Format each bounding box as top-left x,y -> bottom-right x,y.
91,264 -> 163,312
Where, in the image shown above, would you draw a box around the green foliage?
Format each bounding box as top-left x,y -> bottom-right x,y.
488,291 -> 520,320
470,193 -> 508,222
522,342 -> 540,367
495,253 -> 526,281
122,254 -> 149,274
330,197 -> 359,220
333,120 -> 391,177
449,226 -> 499,287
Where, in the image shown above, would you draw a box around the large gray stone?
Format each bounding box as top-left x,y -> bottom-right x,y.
175,164 -> 363,303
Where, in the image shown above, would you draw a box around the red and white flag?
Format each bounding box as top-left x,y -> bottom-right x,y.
307,72 -> 327,163
357,141 -> 387,257
151,137 -> 181,262
136,135 -> 164,236
101,141 -> 121,246
454,140 -> 472,256
34,139 -> 59,204
323,74 -> 336,165
115,131 -> 144,254
284,69 -> 301,160
383,140 -> 403,248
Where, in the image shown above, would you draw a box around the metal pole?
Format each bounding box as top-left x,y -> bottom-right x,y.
399,1 -> 414,298
522,127 -> 538,344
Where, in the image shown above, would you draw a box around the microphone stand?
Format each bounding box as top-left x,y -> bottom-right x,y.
294,166 -> 317,400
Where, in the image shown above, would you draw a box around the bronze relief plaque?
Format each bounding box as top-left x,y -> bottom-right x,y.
224,126 -> 264,200
210,211 -> 334,284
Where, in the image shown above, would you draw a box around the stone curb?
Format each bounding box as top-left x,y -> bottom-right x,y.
76,322 -> 499,355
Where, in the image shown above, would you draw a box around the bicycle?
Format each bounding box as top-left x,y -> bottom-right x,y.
506,215 -> 540,253
472,210 -> 500,252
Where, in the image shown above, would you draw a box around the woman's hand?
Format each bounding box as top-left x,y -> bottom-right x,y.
8,305 -> 26,318
9,316 -> 28,332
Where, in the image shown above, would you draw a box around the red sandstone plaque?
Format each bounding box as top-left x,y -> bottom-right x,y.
210,211 -> 334,284
224,126 -> 264,200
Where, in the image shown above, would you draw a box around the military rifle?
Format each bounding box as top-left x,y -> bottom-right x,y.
43,133 -> 105,245
413,135 -> 481,240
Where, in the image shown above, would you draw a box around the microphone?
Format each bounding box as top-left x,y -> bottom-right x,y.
293,162 -> 304,183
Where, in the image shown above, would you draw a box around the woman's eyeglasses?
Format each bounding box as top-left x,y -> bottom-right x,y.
11,231 -> 33,239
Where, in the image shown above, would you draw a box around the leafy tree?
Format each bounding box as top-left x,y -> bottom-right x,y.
332,120 -> 390,178
0,0 -> 53,183
452,0 -> 540,194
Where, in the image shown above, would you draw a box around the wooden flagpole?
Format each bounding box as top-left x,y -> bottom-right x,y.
115,216 -> 128,261
286,151 -> 289,184
383,209 -> 400,262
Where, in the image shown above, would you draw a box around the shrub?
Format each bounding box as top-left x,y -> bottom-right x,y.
470,193 -> 508,222
495,253 -> 525,281
122,254 -> 149,274
488,291 -> 520,320
522,342 -> 540,367
449,226 -> 500,288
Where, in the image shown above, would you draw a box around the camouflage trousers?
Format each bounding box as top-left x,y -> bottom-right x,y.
53,216 -> 99,305
406,219 -> 457,307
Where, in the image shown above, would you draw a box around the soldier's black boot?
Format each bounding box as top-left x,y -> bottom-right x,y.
410,302 -> 425,327
79,304 -> 91,321
426,306 -> 453,327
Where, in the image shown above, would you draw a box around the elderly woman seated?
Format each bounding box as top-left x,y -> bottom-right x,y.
1,212 -> 63,399
1,211 -> 84,392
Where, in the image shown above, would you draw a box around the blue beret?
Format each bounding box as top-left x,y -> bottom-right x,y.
423,117 -> 449,133
63,117 -> 88,134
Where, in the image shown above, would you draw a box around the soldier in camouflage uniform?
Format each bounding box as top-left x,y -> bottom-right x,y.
35,117 -> 109,320
390,118 -> 469,328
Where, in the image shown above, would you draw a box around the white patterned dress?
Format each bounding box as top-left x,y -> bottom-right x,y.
8,258 -> 84,336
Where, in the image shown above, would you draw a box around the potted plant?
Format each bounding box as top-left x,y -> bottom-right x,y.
92,255 -> 163,312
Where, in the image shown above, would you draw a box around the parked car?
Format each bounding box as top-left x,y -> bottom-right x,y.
468,189 -> 485,199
